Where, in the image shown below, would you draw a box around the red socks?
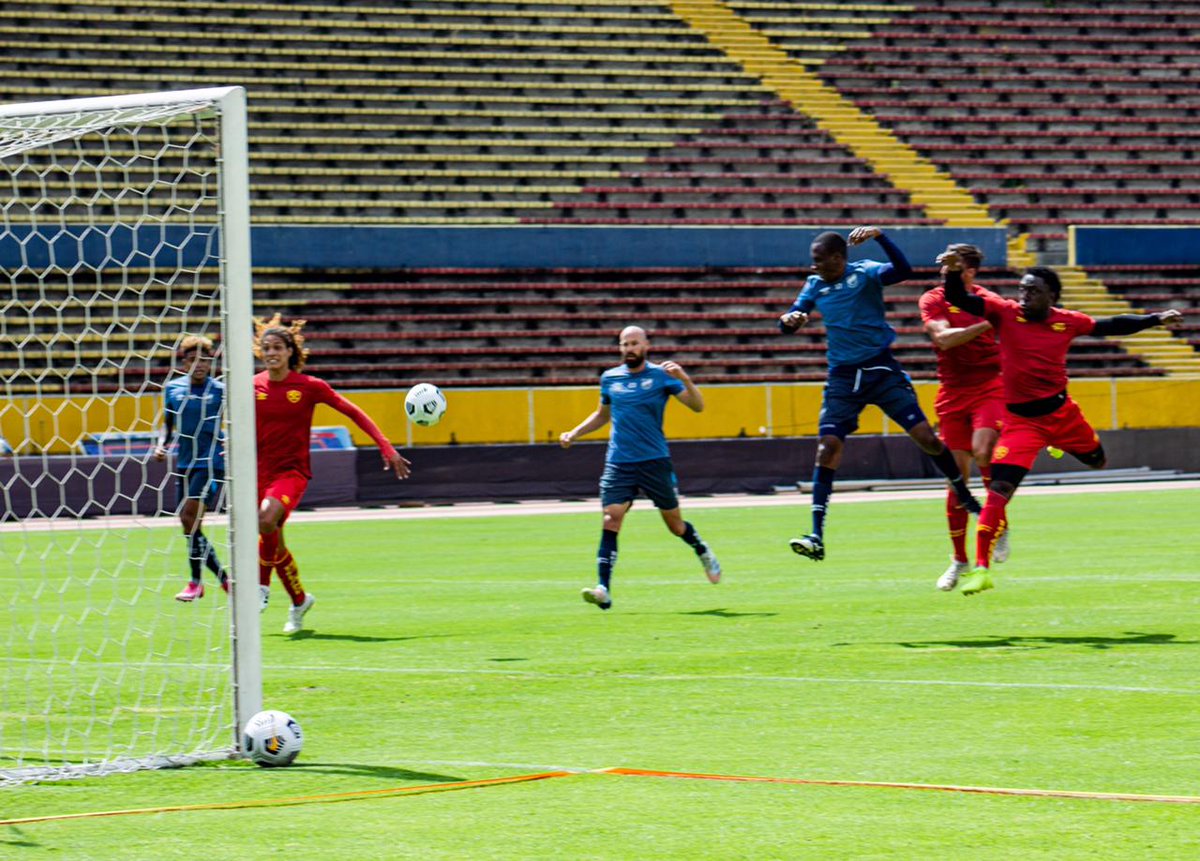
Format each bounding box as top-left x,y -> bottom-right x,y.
946,488 -> 969,563
258,531 -> 306,605
975,488 -> 1010,569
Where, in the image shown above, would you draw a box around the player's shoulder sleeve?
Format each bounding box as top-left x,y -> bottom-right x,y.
657,366 -> 685,395
599,368 -> 615,404
1062,308 -> 1096,336
978,290 -> 1013,323
918,288 -> 946,322
305,374 -> 338,403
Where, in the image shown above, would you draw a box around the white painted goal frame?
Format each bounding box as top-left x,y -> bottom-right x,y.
0,87 -> 260,783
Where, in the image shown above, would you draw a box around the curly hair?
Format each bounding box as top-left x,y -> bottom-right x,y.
253,313 -> 309,371
177,334 -> 215,359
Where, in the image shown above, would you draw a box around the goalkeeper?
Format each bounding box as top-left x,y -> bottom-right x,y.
153,335 -> 229,601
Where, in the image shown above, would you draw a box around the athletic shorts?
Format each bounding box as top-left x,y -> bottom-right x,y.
599,458 -> 680,510
936,378 -> 1006,453
259,470 -> 309,522
991,397 -> 1100,472
175,466 -> 224,509
820,352 -> 927,439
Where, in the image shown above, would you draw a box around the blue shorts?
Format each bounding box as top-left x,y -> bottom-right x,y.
599,458 -> 680,510
819,352 -> 927,439
175,466 -> 224,509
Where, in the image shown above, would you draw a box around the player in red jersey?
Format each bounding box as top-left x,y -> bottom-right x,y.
254,315 -> 411,633
919,243 -> 1010,592
943,258 -> 1181,596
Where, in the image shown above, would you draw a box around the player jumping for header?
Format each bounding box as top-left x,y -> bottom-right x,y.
779,226 -> 981,563
941,255 -> 1181,595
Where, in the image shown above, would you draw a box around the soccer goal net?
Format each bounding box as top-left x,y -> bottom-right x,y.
0,88 -> 260,785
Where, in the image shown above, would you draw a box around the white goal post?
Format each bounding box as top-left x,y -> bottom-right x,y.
0,87 -> 260,784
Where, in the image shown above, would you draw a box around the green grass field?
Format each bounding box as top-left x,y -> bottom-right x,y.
3,487 -> 1199,859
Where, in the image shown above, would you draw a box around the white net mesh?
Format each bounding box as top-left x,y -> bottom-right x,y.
0,95 -> 240,783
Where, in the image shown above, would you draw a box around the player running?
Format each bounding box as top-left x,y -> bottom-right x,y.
254,314 -> 411,633
919,243 -> 1011,591
942,257 -> 1181,595
779,226 -> 981,563
154,335 -> 228,601
560,325 -> 720,611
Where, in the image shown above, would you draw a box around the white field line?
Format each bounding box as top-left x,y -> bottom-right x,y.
4,480 -> 1198,533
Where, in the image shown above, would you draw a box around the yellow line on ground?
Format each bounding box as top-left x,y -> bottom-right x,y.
667,0 -> 995,228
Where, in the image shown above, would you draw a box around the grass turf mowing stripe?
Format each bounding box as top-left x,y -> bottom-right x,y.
0,770 -> 575,826
600,768 -> 1200,805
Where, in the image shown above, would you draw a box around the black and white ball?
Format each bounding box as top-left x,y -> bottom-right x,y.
405,383 -> 447,427
243,709 -> 303,767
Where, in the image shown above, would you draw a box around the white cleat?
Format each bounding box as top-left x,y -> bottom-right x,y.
699,549 -> 722,584
259,585 -> 270,613
993,529 -> 1011,564
283,593 -> 315,634
938,558 -> 971,592
581,584 -> 612,610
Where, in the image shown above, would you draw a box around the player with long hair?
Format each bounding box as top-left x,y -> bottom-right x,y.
254,314 -> 411,633
942,258 -> 1181,595
154,334 -> 228,600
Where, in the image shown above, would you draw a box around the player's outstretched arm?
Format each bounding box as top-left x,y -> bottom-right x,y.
942,267 -> 987,317
924,317 -> 994,351
1091,308 -> 1183,336
560,402 -> 611,448
779,309 -> 809,333
850,226 -> 913,286
323,386 -> 411,479
661,361 -> 704,413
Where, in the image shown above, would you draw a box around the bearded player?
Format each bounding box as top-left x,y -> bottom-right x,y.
254,314 -> 411,633
942,258 -> 1181,596
919,243 -> 1011,592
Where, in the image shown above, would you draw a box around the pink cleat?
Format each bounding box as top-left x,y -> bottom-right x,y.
219,577 -> 230,594
175,581 -> 204,602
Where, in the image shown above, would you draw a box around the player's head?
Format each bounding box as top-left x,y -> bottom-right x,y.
253,313 -> 309,372
810,231 -> 848,284
177,335 -> 215,384
618,325 -> 649,371
940,243 -> 984,286
1018,267 -> 1062,320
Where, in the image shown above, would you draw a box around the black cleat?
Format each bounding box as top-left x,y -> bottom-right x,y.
789,534 -> 825,561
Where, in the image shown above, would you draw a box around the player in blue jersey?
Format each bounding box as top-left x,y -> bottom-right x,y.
779,226 -> 981,562
153,335 -> 228,601
560,325 -> 721,610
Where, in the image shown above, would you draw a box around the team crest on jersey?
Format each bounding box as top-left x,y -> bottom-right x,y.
994,445 -> 1009,460
640,378 -> 653,389
846,273 -> 859,289
287,390 -> 302,403
1052,322 -> 1067,332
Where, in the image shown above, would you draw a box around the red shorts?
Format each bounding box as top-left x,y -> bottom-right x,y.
991,397 -> 1100,471
259,470 -> 309,523
936,379 -> 1006,453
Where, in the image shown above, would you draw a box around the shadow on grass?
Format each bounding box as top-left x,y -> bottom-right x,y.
0,828 -> 39,849
677,608 -> 778,619
289,763 -> 465,783
895,631 -> 1195,650
282,631 -> 448,643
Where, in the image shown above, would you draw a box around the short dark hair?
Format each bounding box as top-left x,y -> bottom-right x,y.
946,243 -> 984,270
1025,266 -> 1062,303
811,231 -> 847,257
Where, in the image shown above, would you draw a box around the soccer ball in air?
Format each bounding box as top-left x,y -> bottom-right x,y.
405,383 -> 447,427
243,709 -> 303,767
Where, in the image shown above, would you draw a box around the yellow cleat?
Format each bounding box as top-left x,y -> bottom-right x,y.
960,568 -> 994,596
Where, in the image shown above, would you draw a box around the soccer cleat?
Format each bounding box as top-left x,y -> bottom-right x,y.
175,581 -> 204,602
789,534 -> 825,561
219,577 -> 230,594
259,584 -> 270,613
699,549 -> 722,584
937,558 -> 970,592
283,593 -> 315,634
1047,446 -> 1065,460
993,529 -> 1011,564
581,585 -> 612,610
960,568 -> 994,597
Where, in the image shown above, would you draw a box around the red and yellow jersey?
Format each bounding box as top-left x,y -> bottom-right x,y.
254,370 -> 395,481
919,284 -> 1002,392
975,295 -> 1096,403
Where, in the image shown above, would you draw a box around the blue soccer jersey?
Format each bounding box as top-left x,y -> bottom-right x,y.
600,363 -> 684,464
163,376 -> 225,471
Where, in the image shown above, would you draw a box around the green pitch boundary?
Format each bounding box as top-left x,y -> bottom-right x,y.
6,765 -> 1199,827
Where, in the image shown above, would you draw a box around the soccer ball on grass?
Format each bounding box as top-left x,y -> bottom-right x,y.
405,383 -> 447,427
243,709 -> 303,767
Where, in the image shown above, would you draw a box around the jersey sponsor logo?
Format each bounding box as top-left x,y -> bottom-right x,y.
287,390 -> 302,403
1052,322 -> 1067,332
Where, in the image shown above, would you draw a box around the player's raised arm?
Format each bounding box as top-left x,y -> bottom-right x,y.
850,226 -> 912,286
1090,308 -> 1182,336
942,265 -> 987,317
320,385 -> 411,479
661,360 -> 704,413
560,400 -> 611,448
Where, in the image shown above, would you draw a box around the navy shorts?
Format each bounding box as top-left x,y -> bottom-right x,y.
175,466 -> 224,509
599,458 -> 680,510
819,352 -> 927,439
